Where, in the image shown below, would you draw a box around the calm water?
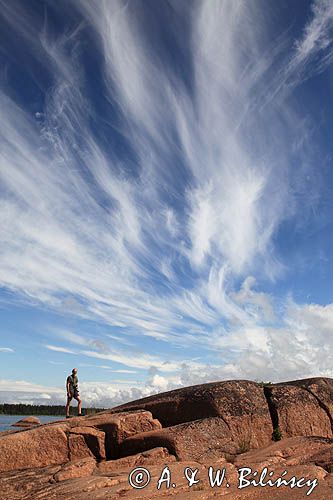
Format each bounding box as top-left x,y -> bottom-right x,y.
0,415 -> 62,432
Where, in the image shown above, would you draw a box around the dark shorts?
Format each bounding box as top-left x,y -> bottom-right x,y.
67,389 -> 80,401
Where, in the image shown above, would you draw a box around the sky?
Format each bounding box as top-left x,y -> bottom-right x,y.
0,0 -> 333,407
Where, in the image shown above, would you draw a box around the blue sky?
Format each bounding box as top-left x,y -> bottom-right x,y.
0,0 -> 333,406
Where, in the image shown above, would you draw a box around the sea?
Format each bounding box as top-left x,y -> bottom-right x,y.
0,415 -> 62,433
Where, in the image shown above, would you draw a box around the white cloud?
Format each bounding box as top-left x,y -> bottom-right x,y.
44,340 -> 203,373
0,380 -> 62,394
0,347 -> 14,352
0,0 -> 332,383
231,276 -> 275,323
45,345 -> 76,354
99,367 -> 137,373
79,349 -> 182,372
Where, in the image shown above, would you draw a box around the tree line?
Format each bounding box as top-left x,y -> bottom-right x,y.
0,403 -> 107,416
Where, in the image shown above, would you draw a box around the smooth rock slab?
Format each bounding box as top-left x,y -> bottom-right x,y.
0,424 -> 69,472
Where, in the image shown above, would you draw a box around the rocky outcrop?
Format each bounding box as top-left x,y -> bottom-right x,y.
11,416 -> 41,428
0,409 -> 159,472
120,416 -> 240,460
113,380 -> 273,453
2,377 -> 333,498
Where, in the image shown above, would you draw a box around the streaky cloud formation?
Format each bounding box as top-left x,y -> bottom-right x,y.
0,0 -> 333,404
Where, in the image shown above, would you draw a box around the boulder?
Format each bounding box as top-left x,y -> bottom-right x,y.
11,416 -> 41,428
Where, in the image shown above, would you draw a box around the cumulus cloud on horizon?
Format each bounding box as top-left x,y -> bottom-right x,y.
0,0 -> 333,403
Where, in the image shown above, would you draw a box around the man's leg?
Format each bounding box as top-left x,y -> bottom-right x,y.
77,396 -> 82,416
65,396 -> 72,417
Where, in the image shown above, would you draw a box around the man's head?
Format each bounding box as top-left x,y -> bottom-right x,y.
72,368 -> 78,375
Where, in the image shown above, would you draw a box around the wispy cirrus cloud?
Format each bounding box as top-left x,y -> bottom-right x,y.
44,341 -> 200,373
45,345 -> 76,354
0,0 -> 332,385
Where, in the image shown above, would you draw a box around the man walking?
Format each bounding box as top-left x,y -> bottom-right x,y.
65,367 -> 82,417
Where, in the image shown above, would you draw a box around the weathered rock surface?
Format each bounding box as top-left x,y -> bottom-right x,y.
1,453 -> 333,499
0,408 -> 160,472
69,426 -> 106,460
96,447 -> 176,473
264,383 -> 332,439
114,380 -> 269,427
11,416 -> 41,428
234,436 -> 333,469
112,380 -> 273,451
0,424 -> 69,472
68,432 -> 95,461
54,457 -> 97,482
66,409 -> 162,458
280,377 -> 333,432
2,377 -> 333,498
120,416 -> 241,460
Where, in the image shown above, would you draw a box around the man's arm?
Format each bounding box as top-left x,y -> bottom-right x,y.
66,377 -> 71,396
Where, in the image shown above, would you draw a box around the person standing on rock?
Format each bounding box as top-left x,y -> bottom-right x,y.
65,368 -> 82,418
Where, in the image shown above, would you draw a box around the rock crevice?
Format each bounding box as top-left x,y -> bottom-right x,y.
263,385 -> 279,435
299,386 -> 333,435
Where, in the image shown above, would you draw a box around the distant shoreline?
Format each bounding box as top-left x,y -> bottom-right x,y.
0,403 -> 107,417
0,413 -> 61,417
